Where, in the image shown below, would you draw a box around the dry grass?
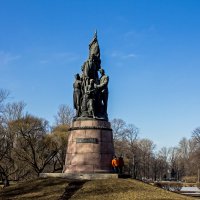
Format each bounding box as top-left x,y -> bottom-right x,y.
0,178 -> 69,200
0,178 -> 196,200
70,179 -> 195,200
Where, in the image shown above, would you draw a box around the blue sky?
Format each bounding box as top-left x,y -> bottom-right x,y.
0,0 -> 200,148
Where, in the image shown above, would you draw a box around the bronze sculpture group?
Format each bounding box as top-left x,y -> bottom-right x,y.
73,32 -> 109,120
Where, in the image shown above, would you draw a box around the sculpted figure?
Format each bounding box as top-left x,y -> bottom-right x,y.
97,69 -> 109,117
73,74 -> 82,117
81,55 -> 100,85
81,61 -> 89,79
73,32 -> 109,120
89,31 -> 101,81
86,79 -> 96,118
89,31 -> 100,60
80,78 -> 96,118
88,54 -> 100,83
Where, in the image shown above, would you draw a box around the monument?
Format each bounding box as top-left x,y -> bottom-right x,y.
64,32 -> 115,174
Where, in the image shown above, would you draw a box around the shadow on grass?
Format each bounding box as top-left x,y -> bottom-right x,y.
118,174 -> 131,179
58,180 -> 88,200
0,178 -> 70,199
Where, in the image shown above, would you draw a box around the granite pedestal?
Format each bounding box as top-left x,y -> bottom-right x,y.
64,119 -> 114,174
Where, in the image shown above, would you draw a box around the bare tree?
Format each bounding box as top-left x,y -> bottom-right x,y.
0,124 -> 11,185
168,147 -> 181,180
125,124 -> 139,178
125,124 -> 139,145
111,118 -> 140,176
9,115 -> 58,176
54,105 -> 74,126
137,139 -> 156,179
0,89 -> 9,104
156,147 -> 170,180
50,125 -> 69,172
0,89 -> 11,186
111,119 -> 127,157
0,89 -> 9,123
111,118 -> 126,141
3,101 -> 26,122
192,127 -> 200,143
51,105 -> 73,172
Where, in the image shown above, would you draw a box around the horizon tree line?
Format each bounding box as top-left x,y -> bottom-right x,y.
0,89 -> 200,186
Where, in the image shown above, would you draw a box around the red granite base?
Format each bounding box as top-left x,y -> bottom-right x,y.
64,119 -> 114,173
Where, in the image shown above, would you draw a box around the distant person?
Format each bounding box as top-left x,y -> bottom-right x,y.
2,178 -> 9,188
111,155 -> 119,173
118,155 -> 124,174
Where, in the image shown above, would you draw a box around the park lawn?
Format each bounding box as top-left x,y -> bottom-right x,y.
0,178 -> 196,200
0,178 -> 69,200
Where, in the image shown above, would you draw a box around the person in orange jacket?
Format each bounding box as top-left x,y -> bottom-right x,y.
111,155 -> 119,173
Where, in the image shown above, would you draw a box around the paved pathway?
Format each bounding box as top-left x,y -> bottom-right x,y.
180,187 -> 200,199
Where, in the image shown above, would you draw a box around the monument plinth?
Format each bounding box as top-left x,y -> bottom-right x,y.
64,119 -> 114,173
63,31 -> 115,177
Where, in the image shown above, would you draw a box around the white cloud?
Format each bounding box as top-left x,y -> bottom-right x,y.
0,51 -> 21,66
123,53 -> 137,59
123,26 -> 157,41
111,51 -> 137,60
39,52 -> 80,65
54,52 -> 80,62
